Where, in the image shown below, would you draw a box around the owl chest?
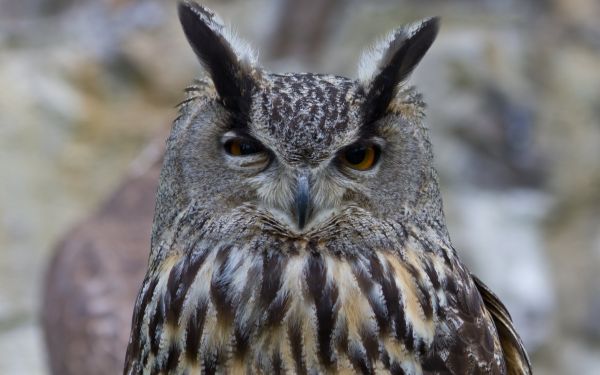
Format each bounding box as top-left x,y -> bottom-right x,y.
134,245 -> 447,374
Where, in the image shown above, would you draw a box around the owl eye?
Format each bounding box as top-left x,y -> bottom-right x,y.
224,138 -> 263,156
340,143 -> 380,171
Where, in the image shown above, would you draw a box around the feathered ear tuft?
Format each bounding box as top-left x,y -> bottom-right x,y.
360,17 -> 439,124
178,1 -> 257,113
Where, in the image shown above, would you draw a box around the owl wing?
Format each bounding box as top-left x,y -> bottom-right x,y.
472,274 -> 533,375
43,157 -> 160,375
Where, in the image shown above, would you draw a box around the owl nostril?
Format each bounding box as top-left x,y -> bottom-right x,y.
294,174 -> 311,230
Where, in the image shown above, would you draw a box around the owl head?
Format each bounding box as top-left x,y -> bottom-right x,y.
153,1 -> 442,249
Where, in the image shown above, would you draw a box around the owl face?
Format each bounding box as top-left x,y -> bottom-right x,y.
236,73 -> 379,231
171,2 -> 440,236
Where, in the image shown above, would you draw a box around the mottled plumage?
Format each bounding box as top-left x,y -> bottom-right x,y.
124,2 -> 532,374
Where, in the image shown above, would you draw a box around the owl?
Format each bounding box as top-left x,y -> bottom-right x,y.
124,1 -> 532,374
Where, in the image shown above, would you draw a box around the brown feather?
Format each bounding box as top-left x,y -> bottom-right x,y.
472,275 -> 533,375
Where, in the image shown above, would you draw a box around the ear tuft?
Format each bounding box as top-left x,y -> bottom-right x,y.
360,17 -> 439,123
178,1 -> 257,113
358,17 -> 439,85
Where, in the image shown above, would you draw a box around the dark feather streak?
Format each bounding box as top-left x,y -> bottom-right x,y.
305,253 -> 339,368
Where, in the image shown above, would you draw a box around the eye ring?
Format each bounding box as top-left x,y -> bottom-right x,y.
224,138 -> 263,156
339,143 -> 380,171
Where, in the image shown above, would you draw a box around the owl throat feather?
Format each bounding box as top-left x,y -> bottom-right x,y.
126,197 -> 499,374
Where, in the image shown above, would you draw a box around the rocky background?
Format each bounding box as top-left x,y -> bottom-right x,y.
1,0 -> 599,373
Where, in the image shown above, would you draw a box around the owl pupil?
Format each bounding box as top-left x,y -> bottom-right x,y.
225,139 -> 262,156
240,142 -> 258,154
345,146 -> 367,165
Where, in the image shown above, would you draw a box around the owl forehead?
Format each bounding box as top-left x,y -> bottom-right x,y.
250,73 -> 365,164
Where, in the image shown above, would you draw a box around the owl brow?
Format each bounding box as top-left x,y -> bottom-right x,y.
223,125 -> 267,151
226,108 -> 251,131
350,86 -> 380,139
358,115 -> 382,140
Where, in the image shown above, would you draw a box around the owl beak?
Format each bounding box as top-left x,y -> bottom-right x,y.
294,174 -> 311,230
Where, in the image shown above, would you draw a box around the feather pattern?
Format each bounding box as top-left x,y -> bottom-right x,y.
124,201 -> 508,374
472,276 -> 533,375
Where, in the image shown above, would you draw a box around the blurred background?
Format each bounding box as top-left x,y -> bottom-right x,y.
1,0 -> 599,373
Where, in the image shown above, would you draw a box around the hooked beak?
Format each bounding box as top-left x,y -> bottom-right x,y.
294,174 -> 311,230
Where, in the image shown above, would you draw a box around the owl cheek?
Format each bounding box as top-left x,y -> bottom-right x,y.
312,177 -> 347,209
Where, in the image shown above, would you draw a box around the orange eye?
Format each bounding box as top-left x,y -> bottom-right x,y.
225,139 -> 262,156
341,144 -> 379,171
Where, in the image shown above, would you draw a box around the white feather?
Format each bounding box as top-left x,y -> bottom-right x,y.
222,26 -> 259,66
357,20 -> 430,85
